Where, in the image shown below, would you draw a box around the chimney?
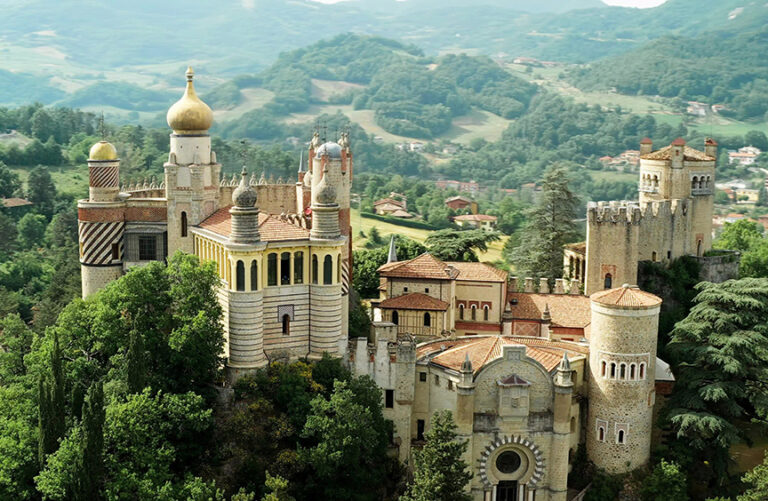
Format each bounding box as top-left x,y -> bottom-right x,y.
554,278 -> 565,294
640,137 -> 653,156
524,277 -> 534,293
539,278 -> 550,294
671,137 -> 686,168
509,276 -> 518,292
704,137 -> 718,159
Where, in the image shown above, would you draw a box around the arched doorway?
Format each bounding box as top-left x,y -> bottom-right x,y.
497,480 -> 518,501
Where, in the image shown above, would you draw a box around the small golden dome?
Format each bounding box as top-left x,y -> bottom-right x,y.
89,140 -> 118,161
166,66 -> 213,134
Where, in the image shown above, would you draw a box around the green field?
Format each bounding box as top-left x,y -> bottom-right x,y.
351,208 -> 507,263
588,170 -> 637,183
11,164 -> 89,199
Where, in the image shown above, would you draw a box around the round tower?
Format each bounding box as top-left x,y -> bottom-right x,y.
164,67 -> 221,255
79,139 -> 125,297
587,284 -> 661,473
225,168 -> 266,381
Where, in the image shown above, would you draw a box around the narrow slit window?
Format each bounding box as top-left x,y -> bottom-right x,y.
294,251 -> 304,284
236,260 -> 245,291
281,252 -> 291,285
267,253 -> 278,286
250,261 -> 258,291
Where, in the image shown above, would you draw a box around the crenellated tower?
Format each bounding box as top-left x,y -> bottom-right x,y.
164,67 -> 221,255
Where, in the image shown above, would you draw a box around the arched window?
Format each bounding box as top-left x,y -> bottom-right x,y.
617,430 -> 625,444
323,255 -> 333,284
653,175 -> 659,188
630,363 -> 636,380
471,305 -> 477,320
620,363 -> 626,380
601,361 -> 607,377
337,254 -> 342,284
281,252 -> 291,285
651,251 -> 657,262
483,305 -> 489,321
691,176 -> 698,190
639,363 -> 646,379
267,253 -> 278,286
250,261 -> 258,291
598,427 -> 605,442
699,178 -> 704,189
697,240 -> 702,257
392,311 -> 399,325
604,273 -> 612,289
424,312 -> 431,327
570,416 -> 577,433
459,304 -> 464,320
236,260 -> 245,291
610,362 -> 616,379
282,314 -> 290,336
181,211 -> 188,237
294,252 -> 304,284
312,254 -> 318,284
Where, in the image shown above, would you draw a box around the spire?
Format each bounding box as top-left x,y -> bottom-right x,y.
387,235 -> 398,263
298,150 -> 306,173
559,353 -> 570,371
461,353 -> 473,374
554,352 -> 573,388
542,303 -> 551,322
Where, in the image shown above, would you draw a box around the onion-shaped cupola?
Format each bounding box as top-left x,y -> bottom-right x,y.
166,67 -> 214,134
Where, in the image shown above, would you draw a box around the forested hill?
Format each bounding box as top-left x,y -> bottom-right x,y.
567,26 -> 768,121
216,34 -> 539,140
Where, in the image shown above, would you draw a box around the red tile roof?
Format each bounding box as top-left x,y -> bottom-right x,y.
590,285 -> 661,308
640,137 -> 653,144
450,262 -> 507,282
417,336 -> 587,374
454,214 -> 497,222
507,292 -> 591,329
379,292 -> 449,311
671,137 -> 686,146
1,197 -> 32,208
379,253 -> 458,280
641,144 -> 714,161
373,197 -> 405,208
198,206 -> 310,241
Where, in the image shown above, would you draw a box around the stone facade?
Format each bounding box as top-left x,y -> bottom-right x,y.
570,139 -> 717,295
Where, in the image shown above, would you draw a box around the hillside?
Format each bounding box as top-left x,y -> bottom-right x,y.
568,27 -> 768,121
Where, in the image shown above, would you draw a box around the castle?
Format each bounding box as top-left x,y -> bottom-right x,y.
77,68 -> 685,501
78,68 -> 352,380
565,137 -> 717,294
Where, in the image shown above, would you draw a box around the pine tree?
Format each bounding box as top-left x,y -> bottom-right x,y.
510,166 -> 580,282
77,381 -> 104,501
261,471 -> 295,501
401,410 -> 472,501
126,329 -> 146,393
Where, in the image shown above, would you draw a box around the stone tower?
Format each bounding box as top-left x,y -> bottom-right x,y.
587,284 -> 661,473
78,140 -> 125,297
164,67 -> 221,255
224,168 -> 267,381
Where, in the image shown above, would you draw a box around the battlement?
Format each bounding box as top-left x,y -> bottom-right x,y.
587,199 -> 688,225
509,276 -> 582,295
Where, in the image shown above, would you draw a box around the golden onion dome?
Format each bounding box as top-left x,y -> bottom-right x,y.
88,140 -> 118,161
166,66 -> 213,134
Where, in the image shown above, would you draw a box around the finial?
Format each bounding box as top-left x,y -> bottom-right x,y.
99,111 -> 106,139
186,66 -> 194,81
461,353 -> 473,373
298,150 -> 305,172
387,234 -> 398,263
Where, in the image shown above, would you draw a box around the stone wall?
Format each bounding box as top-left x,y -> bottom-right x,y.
694,251 -> 740,283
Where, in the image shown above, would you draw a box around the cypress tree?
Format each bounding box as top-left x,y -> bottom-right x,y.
78,381 -> 105,501
401,410 -> 472,501
50,331 -> 66,445
37,376 -> 52,466
126,329 -> 146,393
510,165 -> 580,284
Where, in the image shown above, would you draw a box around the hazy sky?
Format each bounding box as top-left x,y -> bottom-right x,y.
310,0 -> 669,6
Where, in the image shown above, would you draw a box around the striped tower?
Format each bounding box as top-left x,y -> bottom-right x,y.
78,140 -> 125,298
309,146 -> 345,360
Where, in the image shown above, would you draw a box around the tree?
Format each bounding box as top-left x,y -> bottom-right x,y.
666,279 -> 768,482
640,460 -> 688,501
425,228 -> 500,262
38,331 -> 65,466
125,330 -> 146,393
744,130 -> 768,151
714,219 -> 763,252
739,451 -> 768,501
0,214 -> 18,257
757,185 -> 768,207
352,236 -> 426,298
0,161 -> 21,198
16,213 -> 47,250
401,410 -> 472,501
510,166 -> 580,281
261,472 -> 294,501
740,239 -> 768,278
300,377 -> 392,500
78,381 -> 104,501
26,166 -> 56,217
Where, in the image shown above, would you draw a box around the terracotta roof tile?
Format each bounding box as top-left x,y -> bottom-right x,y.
641,144 -> 714,162
198,206 -> 310,242
564,241 -> 586,254
449,262 -> 508,282
417,336 -> 587,374
379,292 -> 449,311
507,293 -> 591,329
590,285 -> 661,308
378,253 -> 458,280
373,198 -> 405,208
